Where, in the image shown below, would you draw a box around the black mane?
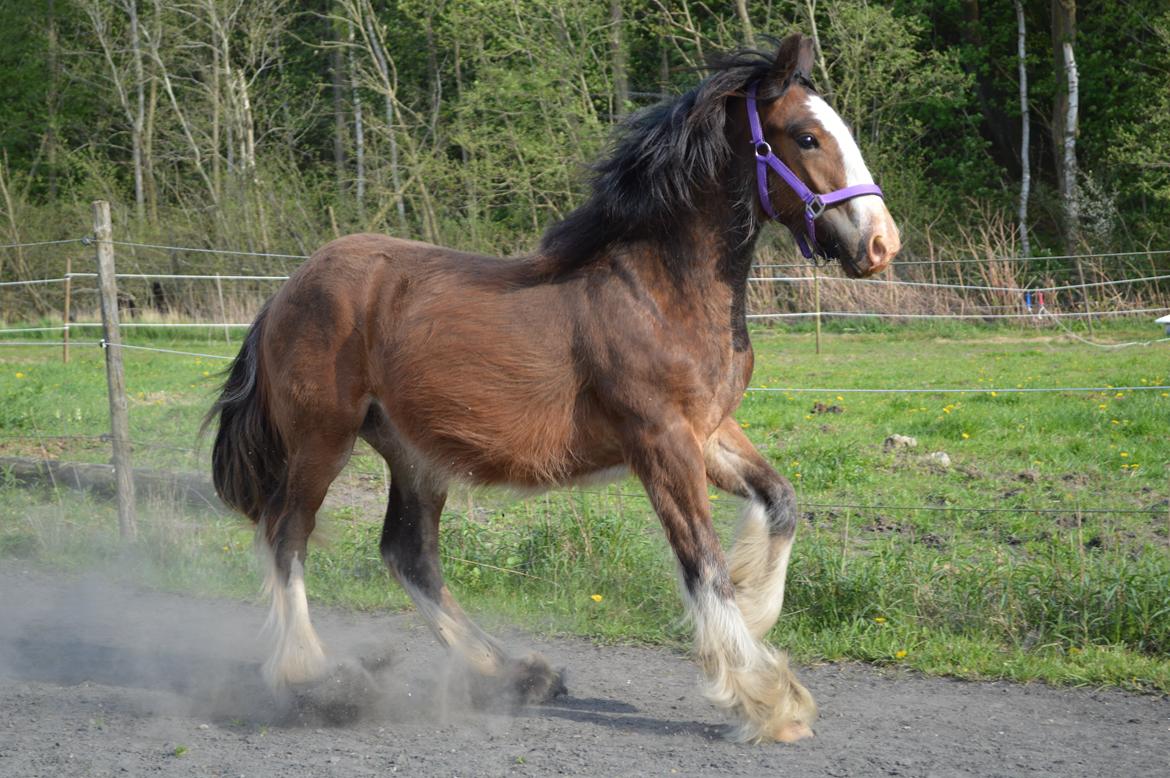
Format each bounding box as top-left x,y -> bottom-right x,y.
539,47 -> 782,273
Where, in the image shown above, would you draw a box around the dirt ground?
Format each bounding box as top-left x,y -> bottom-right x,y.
0,568 -> 1167,777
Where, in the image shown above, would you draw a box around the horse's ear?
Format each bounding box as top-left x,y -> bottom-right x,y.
770,33 -> 814,85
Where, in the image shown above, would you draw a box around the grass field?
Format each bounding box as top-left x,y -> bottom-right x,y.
1,318 -> 1168,692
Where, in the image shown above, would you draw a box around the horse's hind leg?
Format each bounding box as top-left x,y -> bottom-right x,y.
704,417 -> 800,639
261,428 -> 355,688
364,439 -> 564,703
384,477 -> 565,704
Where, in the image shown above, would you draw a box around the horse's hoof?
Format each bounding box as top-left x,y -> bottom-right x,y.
467,653 -> 567,709
509,653 -> 567,704
773,721 -> 814,743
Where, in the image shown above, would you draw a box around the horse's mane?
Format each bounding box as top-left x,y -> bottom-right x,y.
538,47 -> 782,275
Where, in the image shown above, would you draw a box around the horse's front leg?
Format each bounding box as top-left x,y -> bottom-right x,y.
704,416 -> 800,639
626,419 -> 815,743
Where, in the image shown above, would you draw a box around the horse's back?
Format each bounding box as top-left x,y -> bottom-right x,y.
259,232 -> 603,486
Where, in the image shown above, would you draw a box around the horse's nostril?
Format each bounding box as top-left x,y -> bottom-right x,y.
867,232 -> 898,273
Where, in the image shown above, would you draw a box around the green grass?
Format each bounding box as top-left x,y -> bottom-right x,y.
1,318 -> 1168,692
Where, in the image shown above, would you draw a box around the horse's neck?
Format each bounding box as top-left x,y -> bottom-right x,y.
627,204 -> 759,329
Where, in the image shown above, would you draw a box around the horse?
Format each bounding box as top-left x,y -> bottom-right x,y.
205,33 -> 899,744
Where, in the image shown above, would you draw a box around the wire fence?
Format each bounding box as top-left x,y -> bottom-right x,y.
3,226 -> 1169,537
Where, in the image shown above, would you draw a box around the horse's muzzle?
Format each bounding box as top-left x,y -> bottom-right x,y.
861,230 -> 899,276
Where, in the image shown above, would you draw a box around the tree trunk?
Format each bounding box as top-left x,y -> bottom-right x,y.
46,0 -> 60,200
1014,0 -> 1031,256
1062,39 -> 1080,251
359,0 -> 405,228
143,1 -> 161,225
424,10 -> 441,141
126,0 -> 147,224
803,0 -> 833,97
348,20 -> 366,221
1051,0 -> 1078,250
211,15 -> 222,201
734,0 -> 755,47
610,0 -> 629,120
331,39 -> 347,198
960,0 -> 1015,171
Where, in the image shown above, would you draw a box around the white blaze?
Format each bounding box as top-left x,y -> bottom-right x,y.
804,94 -> 885,231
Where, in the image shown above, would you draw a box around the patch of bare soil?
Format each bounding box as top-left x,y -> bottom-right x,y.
0,569 -> 1166,777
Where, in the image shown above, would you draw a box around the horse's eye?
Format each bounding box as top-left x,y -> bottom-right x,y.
796,134 -> 818,150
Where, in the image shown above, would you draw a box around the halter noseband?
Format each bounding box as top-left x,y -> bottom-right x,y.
746,82 -> 883,260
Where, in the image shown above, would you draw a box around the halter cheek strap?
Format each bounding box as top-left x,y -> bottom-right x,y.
746,82 -> 883,260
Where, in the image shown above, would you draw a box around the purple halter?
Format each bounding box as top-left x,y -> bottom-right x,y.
746,82 -> 883,260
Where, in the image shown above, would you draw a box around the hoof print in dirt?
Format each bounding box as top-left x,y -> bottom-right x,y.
285,659 -> 382,726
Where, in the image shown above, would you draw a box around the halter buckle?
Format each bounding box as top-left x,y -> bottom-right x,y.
753,141 -> 772,160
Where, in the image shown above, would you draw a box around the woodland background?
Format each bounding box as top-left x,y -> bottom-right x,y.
1,0 -> 1169,313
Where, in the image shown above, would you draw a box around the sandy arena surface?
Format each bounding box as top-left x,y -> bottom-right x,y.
0,568 -> 1167,777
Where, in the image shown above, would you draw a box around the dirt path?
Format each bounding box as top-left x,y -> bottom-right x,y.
0,568 -> 1166,777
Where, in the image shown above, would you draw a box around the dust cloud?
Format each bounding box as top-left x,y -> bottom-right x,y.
0,561 -> 527,731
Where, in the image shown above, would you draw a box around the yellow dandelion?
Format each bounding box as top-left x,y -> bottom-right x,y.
895,650 -> 908,660
836,395 -> 844,401
14,372 -> 25,379
591,594 -> 603,603
1097,404 -> 1107,410
201,370 -> 210,377
1120,451 -> 1129,458
1111,419 -> 1120,425
961,432 -> 970,439
1161,392 -> 1169,398
794,473 -> 802,479
1115,392 -> 1124,398
873,616 -> 887,624
740,421 -> 751,428
990,391 -> 998,397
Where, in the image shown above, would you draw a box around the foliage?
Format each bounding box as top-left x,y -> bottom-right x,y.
2,0 -> 1170,299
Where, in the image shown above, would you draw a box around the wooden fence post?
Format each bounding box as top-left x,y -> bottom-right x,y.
93,200 -> 137,542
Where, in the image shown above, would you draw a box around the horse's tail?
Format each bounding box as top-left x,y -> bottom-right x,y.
202,301 -> 284,526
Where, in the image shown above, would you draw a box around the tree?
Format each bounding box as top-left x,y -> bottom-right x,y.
1051,0 -> 1079,250
1014,0 -> 1031,256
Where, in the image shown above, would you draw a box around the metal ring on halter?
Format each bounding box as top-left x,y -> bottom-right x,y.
806,196 -> 826,219
754,141 -> 772,159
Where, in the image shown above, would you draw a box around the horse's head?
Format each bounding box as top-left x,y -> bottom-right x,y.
742,34 -> 900,278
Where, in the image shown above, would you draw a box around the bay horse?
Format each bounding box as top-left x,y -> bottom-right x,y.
206,34 -> 899,743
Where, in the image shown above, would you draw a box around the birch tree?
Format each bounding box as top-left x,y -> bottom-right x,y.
1014,0 -> 1031,256
79,0 -> 150,222
1051,0 -> 1079,250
